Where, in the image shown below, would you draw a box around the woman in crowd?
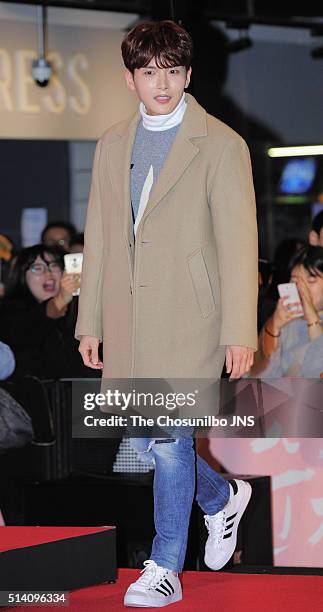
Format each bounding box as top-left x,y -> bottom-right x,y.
250,245 -> 323,377
257,237 -> 305,332
0,244 -> 94,379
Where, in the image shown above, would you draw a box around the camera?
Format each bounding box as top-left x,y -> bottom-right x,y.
32,57 -> 52,88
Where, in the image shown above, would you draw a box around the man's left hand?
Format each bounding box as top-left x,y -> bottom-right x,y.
225,345 -> 255,379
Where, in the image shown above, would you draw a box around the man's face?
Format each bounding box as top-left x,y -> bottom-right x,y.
43,227 -> 71,251
125,57 -> 191,116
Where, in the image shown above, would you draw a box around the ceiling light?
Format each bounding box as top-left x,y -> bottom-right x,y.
268,145 -> 323,157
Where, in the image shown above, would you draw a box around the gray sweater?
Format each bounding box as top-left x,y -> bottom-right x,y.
130,121 -> 180,223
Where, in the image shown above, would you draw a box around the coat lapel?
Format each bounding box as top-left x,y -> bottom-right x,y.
139,93 -> 208,229
142,132 -> 199,219
107,108 -> 141,247
107,93 -> 208,245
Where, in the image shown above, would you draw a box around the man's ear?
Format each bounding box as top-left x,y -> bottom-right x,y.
309,230 -> 319,245
124,68 -> 135,91
185,66 -> 192,89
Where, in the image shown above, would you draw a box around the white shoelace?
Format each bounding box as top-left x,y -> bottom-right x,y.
136,560 -> 169,589
204,510 -> 227,544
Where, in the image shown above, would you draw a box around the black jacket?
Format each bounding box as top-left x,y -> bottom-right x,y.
0,294 -> 98,380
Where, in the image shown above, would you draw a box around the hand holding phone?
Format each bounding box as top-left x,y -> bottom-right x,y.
277,282 -> 304,316
64,253 -> 83,296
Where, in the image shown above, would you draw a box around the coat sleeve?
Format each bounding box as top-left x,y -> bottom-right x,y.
209,136 -> 258,350
75,138 -> 104,341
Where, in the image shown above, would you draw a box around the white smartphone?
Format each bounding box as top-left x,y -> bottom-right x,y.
277,282 -> 304,316
64,252 -> 83,296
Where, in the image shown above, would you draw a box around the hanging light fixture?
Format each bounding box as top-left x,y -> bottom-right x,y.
31,6 -> 52,87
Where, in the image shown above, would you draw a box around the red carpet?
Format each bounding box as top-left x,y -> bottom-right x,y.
2,568 -> 323,611
0,526 -> 114,552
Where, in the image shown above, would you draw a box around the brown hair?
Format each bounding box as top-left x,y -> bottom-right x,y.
121,20 -> 193,74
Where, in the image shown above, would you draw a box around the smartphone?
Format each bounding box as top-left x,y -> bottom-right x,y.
64,253 -> 83,296
277,282 -> 304,316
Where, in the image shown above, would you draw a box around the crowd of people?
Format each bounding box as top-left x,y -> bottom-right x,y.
1,213 -> 323,383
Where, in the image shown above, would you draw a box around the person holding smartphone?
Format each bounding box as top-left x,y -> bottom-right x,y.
250,245 -> 323,378
0,244 -> 84,379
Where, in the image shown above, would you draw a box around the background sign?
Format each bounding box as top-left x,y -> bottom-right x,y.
0,3 -> 138,139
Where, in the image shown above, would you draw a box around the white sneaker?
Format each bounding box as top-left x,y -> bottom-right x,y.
124,559 -> 182,608
204,479 -> 252,571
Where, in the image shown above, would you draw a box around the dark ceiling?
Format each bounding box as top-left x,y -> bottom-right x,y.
5,1 -> 323,29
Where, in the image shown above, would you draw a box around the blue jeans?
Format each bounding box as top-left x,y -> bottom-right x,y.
129,436 -> 230,572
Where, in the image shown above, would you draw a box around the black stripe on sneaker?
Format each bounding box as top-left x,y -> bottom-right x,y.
155,587 -> 169,596
223,532 -> 232,539
226,512 -> 238,522
228,479 -> 238,495
155,584 -> 172,596
225,522 -> 234,530
164,578 -> 175,594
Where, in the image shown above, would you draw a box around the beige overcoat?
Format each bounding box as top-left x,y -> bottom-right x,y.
75,92 -> 258,379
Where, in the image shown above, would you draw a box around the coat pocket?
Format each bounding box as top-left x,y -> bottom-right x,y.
187,249 -> 216,318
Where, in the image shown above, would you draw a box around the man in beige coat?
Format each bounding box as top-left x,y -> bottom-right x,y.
76,20 -> 258,608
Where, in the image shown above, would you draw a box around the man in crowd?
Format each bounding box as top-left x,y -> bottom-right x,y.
41,221 -> 77,253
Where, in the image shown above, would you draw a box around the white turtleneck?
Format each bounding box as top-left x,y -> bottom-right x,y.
139,92 -> 187,131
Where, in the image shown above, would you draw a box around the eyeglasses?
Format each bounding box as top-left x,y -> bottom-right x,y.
28,262 -> 62,276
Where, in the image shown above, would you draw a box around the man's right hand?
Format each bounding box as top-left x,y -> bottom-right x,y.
78,335 -> 103,369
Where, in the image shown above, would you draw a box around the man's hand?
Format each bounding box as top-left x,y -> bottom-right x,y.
225,345 -> 255,379
79,335 -> 103,369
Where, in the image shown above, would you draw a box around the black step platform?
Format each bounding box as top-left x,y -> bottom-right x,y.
0,526 -> 116,591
